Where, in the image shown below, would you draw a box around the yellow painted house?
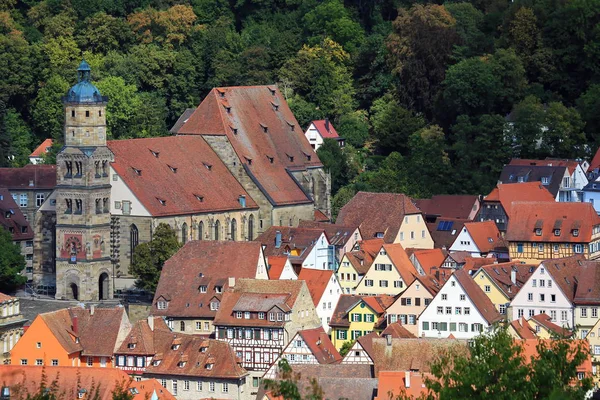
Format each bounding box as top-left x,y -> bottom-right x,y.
472,262 -> 536,319
329,294 -> 393,350
585,318 -> 600,378
355,244 -> 421,296
336,239 -> 382,294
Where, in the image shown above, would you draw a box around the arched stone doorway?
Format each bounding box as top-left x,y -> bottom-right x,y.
99,272 -> 109,300
69,283 -> 79,300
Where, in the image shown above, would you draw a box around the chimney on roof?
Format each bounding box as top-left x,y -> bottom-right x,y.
148,316 -> 154,331
325,118 -> 330,133
511,268 -> 517,285
405,371 -> 411,388
275,231 -> 282,249
90,305 -> 95,315
228,277 -> 235,288
72,315 -> 79,334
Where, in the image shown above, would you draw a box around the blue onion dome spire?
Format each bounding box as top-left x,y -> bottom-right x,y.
63,60 -> 107,103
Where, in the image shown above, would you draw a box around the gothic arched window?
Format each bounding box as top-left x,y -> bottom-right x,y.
248,215 -> 254,241
198,221 -> 204,240
182,223 -> 188,244
130,224 -> 139,263
231,219 -> 237,241
214,220 -> 220,240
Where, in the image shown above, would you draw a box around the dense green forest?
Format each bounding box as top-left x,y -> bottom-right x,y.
1,0 -> 600,211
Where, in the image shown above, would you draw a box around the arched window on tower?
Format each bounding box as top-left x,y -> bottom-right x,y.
214,220 -> 220,240
130,224 -> 139,264
198,221 -> 204,240
231,219 -> 237,241
248,215 -> 254,241
182,223 -> 188,244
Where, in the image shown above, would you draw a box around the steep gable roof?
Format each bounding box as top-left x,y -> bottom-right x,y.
336,192 -> 421,243
573,259 -> 600,305
0,188 -> 33,241
116,317 -> 170,355
0,164 -> 56,189
505,201 -> 600,243
311,120 -> 340,139
483,182 -> 555,216
414,195 -> 479,219
382,243 -> 419,286
411,248 -> 447,274
109,136 -> 257,217
40,307 -> 127,357
176,86 -> 321,206
329,295 -> 393,328
297,327 -> 342,364
541,255 -> 587,303
267,256 -> 291,280
528,314 -> 573,338
29,139 -> 54,158
510,317 -> 537,339
453,270 -> 502,325
462,221 -> 506,253
478,262 -> 536,300
344,250 -> 374,275
153,241 -> 264,318
298,269 -> 335,306
381,322 -> 416,339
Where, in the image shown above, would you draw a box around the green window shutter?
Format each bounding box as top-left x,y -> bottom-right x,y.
422,321 -> 429,331
450,323 -> 456,332
358,314 -> 363,322
440,322 -> 447,331
218,328 -> 225,339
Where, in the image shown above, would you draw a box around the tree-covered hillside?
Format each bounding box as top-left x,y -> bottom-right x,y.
1,0 -> 599,206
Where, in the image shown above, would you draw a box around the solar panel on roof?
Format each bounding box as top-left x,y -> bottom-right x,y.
437,221 -> 454,231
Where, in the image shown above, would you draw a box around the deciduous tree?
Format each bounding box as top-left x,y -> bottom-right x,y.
0,228 -> 27,292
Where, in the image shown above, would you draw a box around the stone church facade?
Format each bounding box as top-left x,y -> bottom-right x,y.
35,64 -> 331,300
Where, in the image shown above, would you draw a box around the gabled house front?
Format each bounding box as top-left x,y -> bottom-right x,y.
263,327 -> 341,379
337,239 -> 381,294
508,255 -> 585,329
329,295 -> 394,350
418,270 -> 502,339
472,262 -> 536,318
449,221 -> 508,259
355,244 -> 421,296
297,269 -> 342,333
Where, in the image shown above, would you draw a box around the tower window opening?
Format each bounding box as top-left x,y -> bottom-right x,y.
86,110 -> 90,117
71,110 -> 75,118
99,110 -> 102,117
65,161 -> 73,178
75,199 -> 82,214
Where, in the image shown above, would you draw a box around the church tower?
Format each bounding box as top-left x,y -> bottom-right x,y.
55,60 -> 113,301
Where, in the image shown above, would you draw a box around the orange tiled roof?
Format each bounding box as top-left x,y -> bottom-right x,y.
109,136 -> 258,216
176,86 -> 321,206
29,139 -> 54,158
411,248 -> 447,274
383,243 -> 419,287
312,120 -> 340,139
529,314 -> 573,338
0,366 -> 175,400
298,327 -> 342,364
298,269 -> 334,306
336,192 -> 421,243
381,322 -> 416,339
510,317 -> 537,339
267,256 -> 290,279
463,221 -> 506,253
505,201 -> 600,243
519,339 -> 591,374
483,182 -> 555,217
375,371 -> 430,400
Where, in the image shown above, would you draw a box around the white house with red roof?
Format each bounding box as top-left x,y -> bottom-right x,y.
298,269 -> 343,333
28,139 -> 53,164
304,119 -> 344,151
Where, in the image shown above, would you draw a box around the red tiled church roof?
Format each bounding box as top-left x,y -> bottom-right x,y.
176,86 -> 321,206
108,136 -> 257,217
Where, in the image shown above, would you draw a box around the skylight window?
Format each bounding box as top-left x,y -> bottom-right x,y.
157,198 -> 166,206
132,167 -> 142,176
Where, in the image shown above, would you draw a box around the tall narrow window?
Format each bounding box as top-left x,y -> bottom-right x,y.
65,161 -> 73,177
130,225 -> 139,263
102,161 -> 108,176
75,162 -> 82,177
95,198 -> 102,214
95,161 -> 100,177
198,221 -> 204,240
75,199 -> 82,214
214,220 -> 220,240
181,223 -> 188,244
230,219 -> 237,241
248,215 -> 254,241
65,199 -> 73,214
103,198 -> 109,213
